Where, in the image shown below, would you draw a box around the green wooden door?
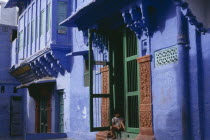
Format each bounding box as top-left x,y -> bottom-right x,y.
40,97 -> 48,133
123,28 -> 140,133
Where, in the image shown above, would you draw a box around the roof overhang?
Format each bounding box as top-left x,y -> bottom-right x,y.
175,0 -> 210,32
4,0 -> 24,8
185,0 -> 210,29
60,0 -> 130,30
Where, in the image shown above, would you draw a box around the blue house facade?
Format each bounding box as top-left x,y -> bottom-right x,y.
5,0 -> 72,139
5,0 -> 210,140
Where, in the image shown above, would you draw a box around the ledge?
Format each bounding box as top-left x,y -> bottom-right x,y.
137,55 -> 151,63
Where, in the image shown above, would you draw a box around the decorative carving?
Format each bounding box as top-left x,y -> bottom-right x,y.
101,66 -> 109,94
140,111 -> 152,128
140,104 -> 152,112
140,62 -> 152,105
100,66 -> 110,127
137,55 -> 154,138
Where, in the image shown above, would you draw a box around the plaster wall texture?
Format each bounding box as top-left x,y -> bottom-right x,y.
151,2 -> 210,140
150,4 -> 183,140
66,28 -> 96,140
190,26 -> 210,140
25,92 -> 35,133
198,28 -> 210,140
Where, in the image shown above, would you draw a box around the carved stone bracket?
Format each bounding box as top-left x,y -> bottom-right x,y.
122,6 -> 148,39
135,55 -> 155,140
122,5 -> 152,55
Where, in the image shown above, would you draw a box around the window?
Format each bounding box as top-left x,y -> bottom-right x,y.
40,10 -> 45,36
57,1 -> 68,34
11,29 -> 17,42
18,30 -> 24,51
84,58 -> 89,87
13,87 -> 17,93
47,3 -> 51,32
1,86 -> 5,93
27,23 -> 30,46
31,20 -> 34,43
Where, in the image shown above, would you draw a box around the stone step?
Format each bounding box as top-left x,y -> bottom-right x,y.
40,138 -> 76,140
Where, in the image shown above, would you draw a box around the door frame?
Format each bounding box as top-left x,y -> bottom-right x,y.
123,28 -> 140,134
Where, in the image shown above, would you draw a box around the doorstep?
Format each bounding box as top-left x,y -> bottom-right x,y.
40,138 -> 76,140
25,133 -> 67,140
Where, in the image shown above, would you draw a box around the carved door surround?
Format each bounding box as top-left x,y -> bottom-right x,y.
136,55 -> 155,140
100,66 -> 110,127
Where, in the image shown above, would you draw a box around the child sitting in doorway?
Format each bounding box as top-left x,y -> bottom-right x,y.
110,110 -> 125,139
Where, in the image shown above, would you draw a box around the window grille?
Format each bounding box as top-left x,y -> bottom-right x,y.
155,46 -> 178,67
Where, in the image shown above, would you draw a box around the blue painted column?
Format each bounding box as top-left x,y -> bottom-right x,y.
176,6 -> 191,140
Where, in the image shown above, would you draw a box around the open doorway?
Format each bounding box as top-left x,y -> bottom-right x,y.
89,27 -> 140,135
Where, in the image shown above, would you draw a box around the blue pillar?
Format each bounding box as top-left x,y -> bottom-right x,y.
176,6 -> 191,140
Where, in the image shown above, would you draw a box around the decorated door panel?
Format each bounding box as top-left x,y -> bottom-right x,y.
89,30 -> 113,131
123,28 -> 140,133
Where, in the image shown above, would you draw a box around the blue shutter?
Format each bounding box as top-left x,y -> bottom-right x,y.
10,96 -> 23,136
0,96 -> 10,137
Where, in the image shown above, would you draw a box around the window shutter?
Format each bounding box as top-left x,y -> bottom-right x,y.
10,96 -> 23,136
